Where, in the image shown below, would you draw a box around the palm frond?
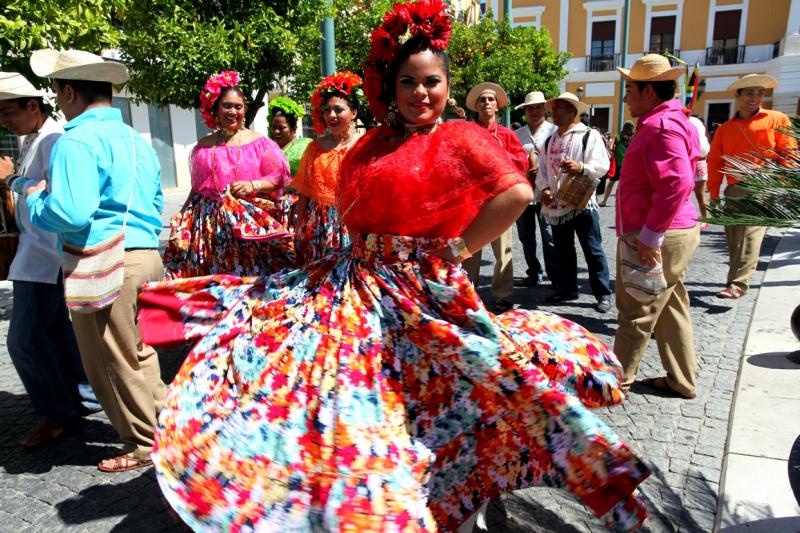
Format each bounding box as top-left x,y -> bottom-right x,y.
703,115 -> 800,227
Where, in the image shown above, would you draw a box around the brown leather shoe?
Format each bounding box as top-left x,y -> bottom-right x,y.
20,419 -> 68,448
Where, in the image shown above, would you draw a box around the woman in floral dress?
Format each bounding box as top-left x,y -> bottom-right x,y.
292,71 -> 362,265
163,71 -> 294,279
138,2 -> 650,531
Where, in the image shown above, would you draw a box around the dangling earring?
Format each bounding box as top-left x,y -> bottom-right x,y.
387,98 -> 399,124
448,97 -> 466,119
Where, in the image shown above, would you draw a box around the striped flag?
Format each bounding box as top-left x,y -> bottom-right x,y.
686,62 -> 700,110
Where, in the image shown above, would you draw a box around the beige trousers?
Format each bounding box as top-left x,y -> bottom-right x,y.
462,227 -> 514,300
724,224 -> 766,292
614,226 -> 700,396
71,249 -> 166,456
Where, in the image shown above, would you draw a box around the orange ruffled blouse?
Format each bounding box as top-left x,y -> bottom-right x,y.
291,140 -> 348,207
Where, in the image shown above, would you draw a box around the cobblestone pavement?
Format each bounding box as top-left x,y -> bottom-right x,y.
0,196 -> 782,532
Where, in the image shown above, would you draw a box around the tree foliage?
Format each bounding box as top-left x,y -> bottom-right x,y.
448,13 -> 569,121
120,0 -> 329,125
0,0 -> 125,85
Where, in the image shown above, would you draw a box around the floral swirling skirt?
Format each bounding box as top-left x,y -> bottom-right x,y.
138,234 -> 649,532
164,190 -> 295,279
294,198 -> 350,267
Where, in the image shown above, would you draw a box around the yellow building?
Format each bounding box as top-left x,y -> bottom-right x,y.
483,0 -> 800,132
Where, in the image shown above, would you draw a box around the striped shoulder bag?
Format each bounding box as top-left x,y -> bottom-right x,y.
63,132 -> 136,313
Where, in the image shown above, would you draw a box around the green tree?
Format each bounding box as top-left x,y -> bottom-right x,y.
120,0 -> 329,125
448,14 -> 569,122
0,0 -> 125,85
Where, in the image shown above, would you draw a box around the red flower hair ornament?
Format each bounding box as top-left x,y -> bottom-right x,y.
199,70 -> 241,130
364,0 -> 452,122
310,71 -> 364,135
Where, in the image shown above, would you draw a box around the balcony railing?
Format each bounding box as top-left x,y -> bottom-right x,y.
586,53 -> 620,72
705,45 -> 745,65
646,49 -> 681,65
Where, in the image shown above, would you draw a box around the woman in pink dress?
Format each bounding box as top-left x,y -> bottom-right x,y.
164,71 -> 294,278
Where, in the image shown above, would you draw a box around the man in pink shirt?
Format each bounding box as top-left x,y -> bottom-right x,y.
614,54 -> 701,399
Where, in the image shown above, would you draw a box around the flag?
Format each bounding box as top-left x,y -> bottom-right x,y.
686,62 -> 700,111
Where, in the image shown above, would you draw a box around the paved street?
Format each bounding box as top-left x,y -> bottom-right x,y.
0,190 -> 784,532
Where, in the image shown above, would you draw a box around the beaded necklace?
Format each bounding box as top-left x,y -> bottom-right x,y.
210,128 -> 243,193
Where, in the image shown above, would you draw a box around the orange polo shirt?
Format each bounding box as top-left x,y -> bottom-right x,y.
707,108 -> 797,200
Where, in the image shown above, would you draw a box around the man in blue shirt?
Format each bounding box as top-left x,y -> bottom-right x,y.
25,49 -> 165,472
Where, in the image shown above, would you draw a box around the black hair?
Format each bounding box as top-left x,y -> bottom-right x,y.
5,97 -> 52,115
322,90 -> 360,113
211,86 -> 246,114
383,35 -> 450,105
271,108 -> 297,130
634,80 -> 677,102
53,79 -> 112,104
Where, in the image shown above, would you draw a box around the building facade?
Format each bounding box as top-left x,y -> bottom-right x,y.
485,0 -> 800,133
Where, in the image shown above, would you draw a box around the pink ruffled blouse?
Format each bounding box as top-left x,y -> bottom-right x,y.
190,136 -> 291,198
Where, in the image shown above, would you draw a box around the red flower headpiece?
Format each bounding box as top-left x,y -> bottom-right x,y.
310,71 -> 363,135
364,0 -> 452,122
199,70 -> 241,130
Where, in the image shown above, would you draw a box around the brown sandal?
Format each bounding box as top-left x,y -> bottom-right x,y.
639,376 -> 696,399
98,452 -> 153,473
717,285 -> 744,299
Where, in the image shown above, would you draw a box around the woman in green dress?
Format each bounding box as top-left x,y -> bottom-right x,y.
269,96 -> 312,235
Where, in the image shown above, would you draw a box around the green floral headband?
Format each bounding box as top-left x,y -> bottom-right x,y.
268,96 -> 305,121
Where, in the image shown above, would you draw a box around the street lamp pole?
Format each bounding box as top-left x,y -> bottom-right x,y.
320,0 -> 336,77
616,0 -> 631,132
503,0 -> 512,127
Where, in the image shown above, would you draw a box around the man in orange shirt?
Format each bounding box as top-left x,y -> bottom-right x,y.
707,74 -> 797,299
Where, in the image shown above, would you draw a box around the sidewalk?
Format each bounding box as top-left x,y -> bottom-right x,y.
717,229 -> 800,532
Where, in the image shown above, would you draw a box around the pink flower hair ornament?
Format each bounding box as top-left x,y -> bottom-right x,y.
199,70 -> 241,130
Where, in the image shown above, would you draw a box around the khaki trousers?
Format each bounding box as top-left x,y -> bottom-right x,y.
614,226 -> 700,396
462,227 -> 514,300
71,249 -> 166,456
724,224 -> 766,293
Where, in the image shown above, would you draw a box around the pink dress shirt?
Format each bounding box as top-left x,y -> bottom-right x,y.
616,99 -> 699,248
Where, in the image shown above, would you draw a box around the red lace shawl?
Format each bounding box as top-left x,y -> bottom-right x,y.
338,121 -> 528,238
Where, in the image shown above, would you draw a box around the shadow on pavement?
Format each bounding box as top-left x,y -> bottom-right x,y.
746,351 -> 800,370
720,516 -> 800,533
56,470 -> 191,532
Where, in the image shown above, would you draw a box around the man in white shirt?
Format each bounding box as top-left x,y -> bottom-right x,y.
537,92 -> 613,313
0,72 -> 99,447
513,91 -> 558,287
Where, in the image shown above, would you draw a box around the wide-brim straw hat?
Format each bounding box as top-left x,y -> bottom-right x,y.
727,74 -> 778,92
617,53 -> 683,82
30,49 -> 129,85
514,91 -> 547,110
544,92 -> 589,117
466,82 -> 509,111
0,72 -> 44,100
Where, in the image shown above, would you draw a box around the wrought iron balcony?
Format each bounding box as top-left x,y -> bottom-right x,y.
585,53 -> 620,72
705,45 -> 745,65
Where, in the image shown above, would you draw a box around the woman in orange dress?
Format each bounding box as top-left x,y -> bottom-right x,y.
292,72 -> 362,265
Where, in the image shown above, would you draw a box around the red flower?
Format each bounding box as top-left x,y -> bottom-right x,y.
309,71 -> 363,134
382,3 -> 411,36
368,27 -> 398,63
363,64 -> 388,121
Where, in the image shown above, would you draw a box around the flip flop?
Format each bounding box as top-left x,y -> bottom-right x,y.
717,285 -> 744,299
639,376 -> 696,400
98,452 -> 153,473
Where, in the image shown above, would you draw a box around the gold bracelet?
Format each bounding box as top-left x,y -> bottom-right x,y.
447,237 -> 472,261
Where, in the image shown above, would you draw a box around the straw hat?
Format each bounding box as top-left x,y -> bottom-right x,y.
514,91 -> 547,110
466,82 -> 509,111
544,92 -> 589,117
30,49 -> 129,84
0,72 -> 44,100
727,74 -> 778,92
617,53 -> 683,82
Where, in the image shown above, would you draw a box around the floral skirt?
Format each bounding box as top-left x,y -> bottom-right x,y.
164,191 -> 295,279
294,198 -> 350,266
138,234 -> 649,532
